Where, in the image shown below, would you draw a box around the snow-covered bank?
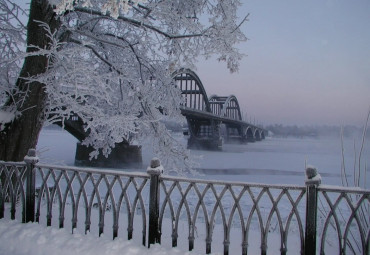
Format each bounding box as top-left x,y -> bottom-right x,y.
0,219 -> 209,255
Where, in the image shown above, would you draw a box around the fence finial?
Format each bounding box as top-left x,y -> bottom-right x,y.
305,165 -> 321,185
304,165 -> 321,255
24,149 -> 39,164
147,157 -> 163,175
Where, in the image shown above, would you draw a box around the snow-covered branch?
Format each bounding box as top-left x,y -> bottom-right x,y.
73,6 -> 206,40
1,0 -> 248,173
0,0 -> 28,128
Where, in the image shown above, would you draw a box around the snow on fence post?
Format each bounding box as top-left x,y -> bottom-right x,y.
147,157 -> 163,248
23,149 -> 38,223
304,166 -> 321,255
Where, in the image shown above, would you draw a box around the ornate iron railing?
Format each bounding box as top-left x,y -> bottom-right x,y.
0,150 -> 150,244
158,176 -> 307,255
317,186 -> 370,255
0,161 -> 27,221
1,150 -> 369,255
33,164 -> 150,243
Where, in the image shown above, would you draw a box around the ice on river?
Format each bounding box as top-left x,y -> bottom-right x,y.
37,127 -> 369,187
3,127 -> 366,255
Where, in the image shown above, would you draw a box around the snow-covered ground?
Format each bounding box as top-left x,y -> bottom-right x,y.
0,218 -> 205,255
1,127 -> 366,255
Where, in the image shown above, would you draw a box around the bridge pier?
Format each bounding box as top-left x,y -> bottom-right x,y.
75,142 -> 142,168
224,125 -> 246,144
246,137 -> 256,143
186,119 -> 222,150
187,136 -> 222,150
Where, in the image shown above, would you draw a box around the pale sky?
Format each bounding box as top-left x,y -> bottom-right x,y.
13,0 -> 370,126
196,0 -> 370,126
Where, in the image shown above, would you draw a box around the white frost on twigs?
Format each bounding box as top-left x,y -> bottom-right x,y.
1,0 -> 247,175
55,0 -> 147,18
0,108 -> 18,131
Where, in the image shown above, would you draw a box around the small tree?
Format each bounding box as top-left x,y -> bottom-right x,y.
319,108 -> 370,254
0,0 -> 248,172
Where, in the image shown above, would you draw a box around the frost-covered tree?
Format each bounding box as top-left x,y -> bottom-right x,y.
0,0 -> 247,172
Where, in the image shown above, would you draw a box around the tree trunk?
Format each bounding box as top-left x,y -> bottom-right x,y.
0,0 -> 60,161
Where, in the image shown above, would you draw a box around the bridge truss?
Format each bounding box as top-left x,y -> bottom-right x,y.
173,68 -> 266,150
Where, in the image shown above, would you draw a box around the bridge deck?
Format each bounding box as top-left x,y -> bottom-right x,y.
180,107 -> 264,130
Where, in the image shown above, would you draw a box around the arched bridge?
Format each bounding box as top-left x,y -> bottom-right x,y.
173,68 -> 266,150
58,68 -> 267,154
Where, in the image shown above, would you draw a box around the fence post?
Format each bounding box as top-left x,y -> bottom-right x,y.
147,158 -> 163,248
23,149 -> 38,223
304,166 -> 321,255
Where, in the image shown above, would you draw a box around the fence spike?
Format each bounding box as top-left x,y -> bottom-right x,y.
147,158 -> 163,248
24,149 -> 38,223
304,166 -> 321,255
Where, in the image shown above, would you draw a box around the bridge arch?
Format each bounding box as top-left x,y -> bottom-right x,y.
245,126 -> 254,141
254,129 -> 261,141
221,95 -> 242,120
209,95 -> 224,115
261,130 -> 266,139
172,68 -> 211,113
209,95 -> 242,121
173,68 -> 266,149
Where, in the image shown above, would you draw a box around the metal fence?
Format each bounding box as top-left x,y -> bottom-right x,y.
0,149 -> 369,255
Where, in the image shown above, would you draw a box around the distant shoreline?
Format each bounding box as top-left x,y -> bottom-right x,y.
195,168 -> 342,177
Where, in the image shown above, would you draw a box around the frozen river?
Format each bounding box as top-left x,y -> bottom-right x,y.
37,127 -> 369,187
25,128 -> 370,254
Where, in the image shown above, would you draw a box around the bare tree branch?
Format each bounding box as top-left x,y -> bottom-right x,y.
73,6 -> 205,39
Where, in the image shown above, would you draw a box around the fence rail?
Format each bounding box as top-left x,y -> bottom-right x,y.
1,149 -> 369,255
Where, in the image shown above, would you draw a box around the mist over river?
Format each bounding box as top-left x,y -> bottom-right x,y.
37,127 -> 369,187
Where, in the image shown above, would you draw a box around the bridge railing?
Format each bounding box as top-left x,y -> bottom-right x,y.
0,150 -> 369,255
